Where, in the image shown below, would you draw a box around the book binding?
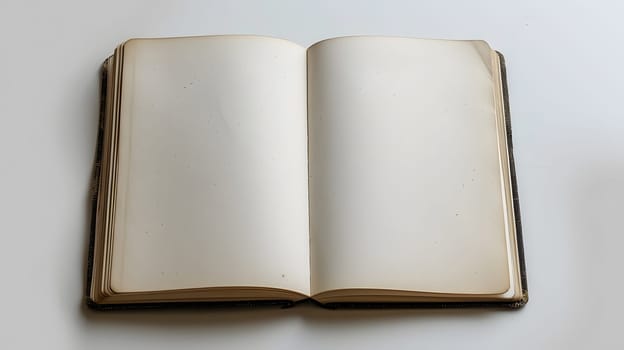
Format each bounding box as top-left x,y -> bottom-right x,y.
85,51 -> 528,310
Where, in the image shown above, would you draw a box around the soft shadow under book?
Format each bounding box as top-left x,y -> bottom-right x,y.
87,35 -> 528,309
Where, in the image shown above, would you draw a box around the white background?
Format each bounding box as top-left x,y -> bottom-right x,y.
1,0 -> 622,348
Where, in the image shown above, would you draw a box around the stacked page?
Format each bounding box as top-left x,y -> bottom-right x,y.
88,35 -> 526,308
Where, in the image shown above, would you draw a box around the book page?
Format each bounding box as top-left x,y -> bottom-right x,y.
307,37 -> 511,295
110,36 -> 310,295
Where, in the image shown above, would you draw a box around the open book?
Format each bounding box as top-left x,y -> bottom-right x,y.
87,35 -> 527,309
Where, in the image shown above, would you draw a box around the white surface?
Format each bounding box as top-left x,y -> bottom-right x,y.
1,0 -> 622,348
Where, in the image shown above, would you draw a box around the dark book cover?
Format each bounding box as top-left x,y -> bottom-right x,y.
85,51 -> 528,310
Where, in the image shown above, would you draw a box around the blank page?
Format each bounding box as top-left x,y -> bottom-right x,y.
307,37 -> 511,295
110,36 -> 310,295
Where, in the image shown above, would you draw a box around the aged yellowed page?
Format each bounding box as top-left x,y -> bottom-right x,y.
307,37 -> 511,295
110,36 -> 310,295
